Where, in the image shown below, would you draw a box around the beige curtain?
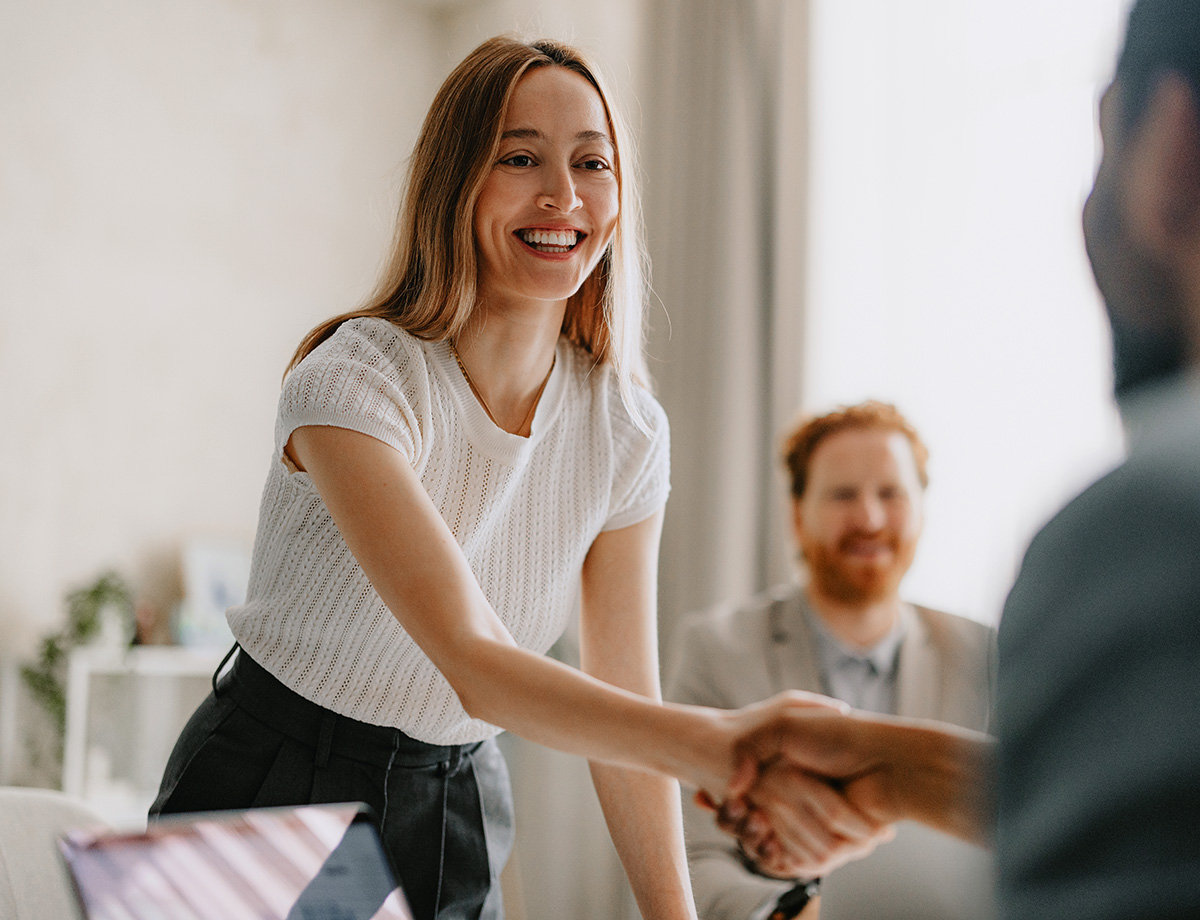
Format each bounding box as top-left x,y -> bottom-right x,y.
643,0 -> 810,645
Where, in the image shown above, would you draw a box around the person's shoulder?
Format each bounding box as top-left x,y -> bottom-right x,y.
277,316 -> 436,459
308,316 -> 428,367
911,604 -> 995,646
908,605 -> 996,701
1029,439 -> 1200,567
1003,416 -> 1200,665
563,343 -> 668,439
666,586 -> 799,706
286,317 -> 438,400
625,379 -> 669,435
1035,383 -> 1200,554
1109,416 -> 1200,508
675,585 -> 798,651
610,378 -> 668,460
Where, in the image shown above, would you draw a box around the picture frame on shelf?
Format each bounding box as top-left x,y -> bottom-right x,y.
173,540 -> 249,650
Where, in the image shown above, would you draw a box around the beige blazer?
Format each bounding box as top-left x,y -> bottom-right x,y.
664,584 -> 996,920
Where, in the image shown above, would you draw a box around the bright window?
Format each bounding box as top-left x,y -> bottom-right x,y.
801,0 -> 1132,621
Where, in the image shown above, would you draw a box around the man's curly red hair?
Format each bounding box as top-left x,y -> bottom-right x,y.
781,401 -> 929,499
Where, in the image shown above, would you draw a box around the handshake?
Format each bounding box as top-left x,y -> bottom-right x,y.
693,692 -> 995,878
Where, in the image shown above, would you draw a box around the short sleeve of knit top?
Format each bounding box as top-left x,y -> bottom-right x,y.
227,317 -> 670,744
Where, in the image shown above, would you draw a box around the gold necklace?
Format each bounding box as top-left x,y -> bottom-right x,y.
450,340 -> 555,435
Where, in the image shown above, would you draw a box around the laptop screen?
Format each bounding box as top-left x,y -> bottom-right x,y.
59,802 -> 413,920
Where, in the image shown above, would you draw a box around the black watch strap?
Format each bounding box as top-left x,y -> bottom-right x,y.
768,878 -> 821,920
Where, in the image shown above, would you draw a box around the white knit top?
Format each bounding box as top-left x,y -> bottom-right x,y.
227,317 -> 671,744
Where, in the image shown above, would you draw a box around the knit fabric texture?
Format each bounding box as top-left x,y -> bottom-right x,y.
228,317 -> 671,744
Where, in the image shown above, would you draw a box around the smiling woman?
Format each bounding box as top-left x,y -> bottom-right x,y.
468,64 -> 620,430
144,35 -> 890,920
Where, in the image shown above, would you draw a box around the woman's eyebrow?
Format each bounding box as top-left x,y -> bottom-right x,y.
576,129 -> 613,147
500,127 -> 613,148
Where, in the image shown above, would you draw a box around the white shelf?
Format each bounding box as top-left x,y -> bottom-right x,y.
66,646 -> 228,679
63,645 -> 228,828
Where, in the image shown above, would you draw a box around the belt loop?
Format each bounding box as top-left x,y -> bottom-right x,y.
443,746 -> 464,777
212,642 -> 240,696
315,710 -> 336,769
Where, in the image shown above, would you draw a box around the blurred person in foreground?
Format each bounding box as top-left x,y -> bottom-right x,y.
667,402 -> 994,920
725,2 -> 1200,918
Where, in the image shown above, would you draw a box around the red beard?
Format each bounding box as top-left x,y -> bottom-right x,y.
802,531 -> 917,605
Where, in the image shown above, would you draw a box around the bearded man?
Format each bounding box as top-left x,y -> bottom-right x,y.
666,400 -> 995,920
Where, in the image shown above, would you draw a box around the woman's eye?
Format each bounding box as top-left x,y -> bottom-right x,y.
500,154 -> 535,168
577,158 -> 610,171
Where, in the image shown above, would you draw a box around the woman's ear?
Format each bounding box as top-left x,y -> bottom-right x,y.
1123,72 -> 1200,261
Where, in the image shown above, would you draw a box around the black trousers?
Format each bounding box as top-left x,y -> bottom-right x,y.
150,648 -> 514,920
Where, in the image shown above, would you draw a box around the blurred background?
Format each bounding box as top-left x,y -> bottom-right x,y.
0,0 -> 1132,917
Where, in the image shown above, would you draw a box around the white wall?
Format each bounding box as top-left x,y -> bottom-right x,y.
1,0 -> 444,655
442,0 -> 648,133
0,0 -> 448,793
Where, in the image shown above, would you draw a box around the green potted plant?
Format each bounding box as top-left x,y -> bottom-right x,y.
20,571 -> 134,767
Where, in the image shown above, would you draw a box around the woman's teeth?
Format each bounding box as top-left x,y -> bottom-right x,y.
519,229 -> 578,252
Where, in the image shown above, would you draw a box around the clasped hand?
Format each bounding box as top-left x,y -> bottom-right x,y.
701,692 -> 899,879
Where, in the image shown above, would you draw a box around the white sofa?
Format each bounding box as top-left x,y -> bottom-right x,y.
0,786 -> 107,920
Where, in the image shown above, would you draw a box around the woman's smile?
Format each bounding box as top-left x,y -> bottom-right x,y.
516,227 -> 583,253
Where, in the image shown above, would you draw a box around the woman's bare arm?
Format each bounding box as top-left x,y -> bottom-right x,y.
578,513 -> 697,920
288,424 -> 738,789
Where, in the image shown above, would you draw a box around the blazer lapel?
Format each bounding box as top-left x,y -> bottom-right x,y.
769,589 -> 827,695
896,604 -> 942,720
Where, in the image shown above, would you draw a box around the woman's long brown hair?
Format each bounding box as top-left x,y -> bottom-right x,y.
286,36 -> 652,416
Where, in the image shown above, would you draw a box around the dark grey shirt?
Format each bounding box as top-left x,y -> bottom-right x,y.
996,373 -> 1200,920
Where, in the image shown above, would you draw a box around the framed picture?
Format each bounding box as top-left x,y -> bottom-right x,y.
174,541 -> 250,649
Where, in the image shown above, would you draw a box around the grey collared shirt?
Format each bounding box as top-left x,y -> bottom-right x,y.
803,603 -> 907,715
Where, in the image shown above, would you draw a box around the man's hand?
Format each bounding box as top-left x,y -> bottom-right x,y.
693,693 -> 901,878
697,760 -> 894,878
719,695 -> 995,848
